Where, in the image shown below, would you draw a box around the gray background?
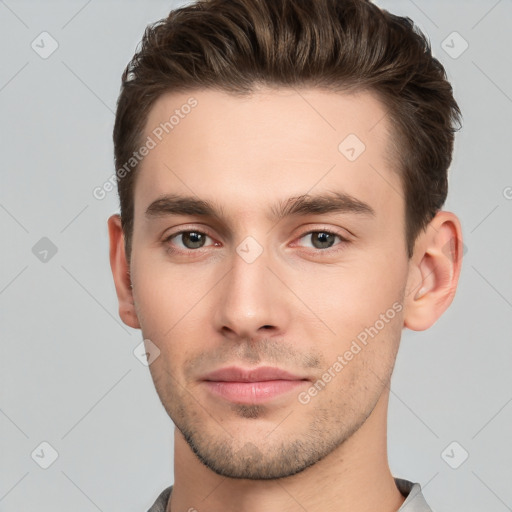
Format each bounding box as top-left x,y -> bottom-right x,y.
1,0 -> 511,510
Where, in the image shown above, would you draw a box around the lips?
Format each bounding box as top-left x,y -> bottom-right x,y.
201,366 -> 307,383
200,366 -> 309,404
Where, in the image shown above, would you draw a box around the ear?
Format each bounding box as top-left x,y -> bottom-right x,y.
403,211 -> 464,331
107,214 -> 141,330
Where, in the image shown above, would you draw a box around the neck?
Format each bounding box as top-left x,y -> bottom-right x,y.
167,388 -> 405,512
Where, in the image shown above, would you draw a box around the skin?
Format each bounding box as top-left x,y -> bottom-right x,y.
108,87 -> 463,512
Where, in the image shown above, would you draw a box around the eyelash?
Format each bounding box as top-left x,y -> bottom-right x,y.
163,228 -> 350,256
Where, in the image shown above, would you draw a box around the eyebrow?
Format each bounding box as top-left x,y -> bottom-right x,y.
144,191 -> 376,222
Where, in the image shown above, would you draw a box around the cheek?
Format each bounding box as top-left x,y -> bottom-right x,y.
291,255 -> 406,355
131,259 -> 220,378
297,257 -> 404,312
131,255 -> 211,331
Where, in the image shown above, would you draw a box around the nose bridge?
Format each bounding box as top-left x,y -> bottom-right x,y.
214,238 -> 286,337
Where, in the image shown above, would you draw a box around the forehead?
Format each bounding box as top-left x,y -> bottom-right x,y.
135,87 -> 402,223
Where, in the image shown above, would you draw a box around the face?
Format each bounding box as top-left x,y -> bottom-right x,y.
128,87 -> 410,479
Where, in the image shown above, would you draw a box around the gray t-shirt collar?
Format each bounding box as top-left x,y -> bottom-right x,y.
147,478 -> 433,512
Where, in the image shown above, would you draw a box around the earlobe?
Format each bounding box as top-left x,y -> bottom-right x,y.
107,214 -> 141,330
403,211 -> 464,331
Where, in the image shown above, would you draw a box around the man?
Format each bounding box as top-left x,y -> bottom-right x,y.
108,0 -> 463,510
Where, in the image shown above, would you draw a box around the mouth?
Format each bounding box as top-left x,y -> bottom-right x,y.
200,366 -> 310,404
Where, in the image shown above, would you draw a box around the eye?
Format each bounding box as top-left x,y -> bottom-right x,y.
296,230 -> 348,250
163,228 -> 349,255
164,230 -> 215,250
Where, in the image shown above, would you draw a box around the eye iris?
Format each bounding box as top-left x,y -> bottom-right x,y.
183,232 -> 205,249
312,232 -> 336,249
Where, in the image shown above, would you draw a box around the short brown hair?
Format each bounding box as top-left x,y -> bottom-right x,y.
113,0 -> 462,261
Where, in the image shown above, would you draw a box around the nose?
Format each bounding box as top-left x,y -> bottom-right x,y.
213,242 -> 290,341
